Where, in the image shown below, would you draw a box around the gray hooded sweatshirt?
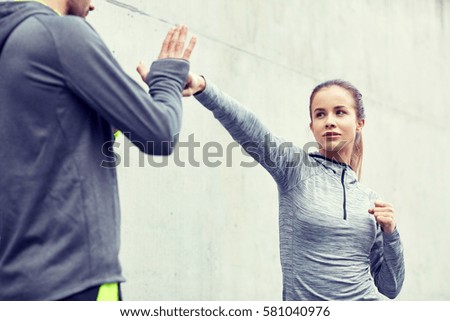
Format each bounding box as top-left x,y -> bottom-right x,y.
195,82 -> 405,301
0,1 -> 188,300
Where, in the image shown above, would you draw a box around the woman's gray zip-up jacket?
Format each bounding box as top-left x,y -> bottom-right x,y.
195,82 -> 405,301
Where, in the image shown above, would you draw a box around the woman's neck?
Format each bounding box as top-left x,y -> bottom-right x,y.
319,149 -> 352,166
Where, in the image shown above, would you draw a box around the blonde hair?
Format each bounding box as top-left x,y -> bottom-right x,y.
309,79 -> 365,180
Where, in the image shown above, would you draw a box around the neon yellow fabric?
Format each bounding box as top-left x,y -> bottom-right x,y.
114,130 -> 121,139
96,283 -> 119,301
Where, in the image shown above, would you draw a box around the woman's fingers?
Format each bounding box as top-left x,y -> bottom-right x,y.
368,201 -> 396,234
182,73 -> 206,97
369,201 -> 394,213
374,200 -> 393,208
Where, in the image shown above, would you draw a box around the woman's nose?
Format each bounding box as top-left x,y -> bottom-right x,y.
325,117 -> 336,129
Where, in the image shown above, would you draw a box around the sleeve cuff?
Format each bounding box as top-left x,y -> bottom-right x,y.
146,59 -> 190,87
383,228 -> 401,244
194,79 -> 219,111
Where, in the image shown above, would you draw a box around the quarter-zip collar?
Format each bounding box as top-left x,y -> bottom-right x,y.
309,152 -> 357,220
308,152 -> 353,171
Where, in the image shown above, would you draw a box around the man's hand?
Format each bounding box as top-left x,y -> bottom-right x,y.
137,25 -> 197,82
369,201 -> 397,234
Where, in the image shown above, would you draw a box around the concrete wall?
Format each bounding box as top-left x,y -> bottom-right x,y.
87,0 -> 450,300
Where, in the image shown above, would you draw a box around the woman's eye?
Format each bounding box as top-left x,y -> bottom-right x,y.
336,110 -> 346,116
316,112 -> 325,118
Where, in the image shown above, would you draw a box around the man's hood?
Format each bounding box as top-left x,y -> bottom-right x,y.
0,1 -> 56,55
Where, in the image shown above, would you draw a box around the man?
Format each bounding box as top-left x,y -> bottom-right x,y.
0,0 -> 196,300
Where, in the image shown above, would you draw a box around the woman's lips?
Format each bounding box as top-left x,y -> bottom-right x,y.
323,132 -> 341,140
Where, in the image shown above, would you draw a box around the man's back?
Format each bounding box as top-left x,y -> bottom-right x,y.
0,2 -> 189,300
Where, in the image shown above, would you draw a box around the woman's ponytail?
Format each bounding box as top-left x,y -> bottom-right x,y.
351,132 -> 363,181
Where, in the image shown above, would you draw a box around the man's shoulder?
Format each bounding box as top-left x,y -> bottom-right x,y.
29,14 -> 102,54
33,14 -> 93,36
12,14 -> 93,44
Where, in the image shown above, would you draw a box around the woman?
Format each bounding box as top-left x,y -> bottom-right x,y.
181,74 -> 405,301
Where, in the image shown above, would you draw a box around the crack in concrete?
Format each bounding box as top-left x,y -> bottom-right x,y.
105,0 -> 171,24
104,0 -> 319,81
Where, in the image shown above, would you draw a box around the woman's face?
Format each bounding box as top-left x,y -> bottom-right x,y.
310,85 -> 364,161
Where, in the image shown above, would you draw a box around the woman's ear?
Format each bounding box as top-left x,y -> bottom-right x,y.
309,122 -> 313,131
356,119 -> 365,132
